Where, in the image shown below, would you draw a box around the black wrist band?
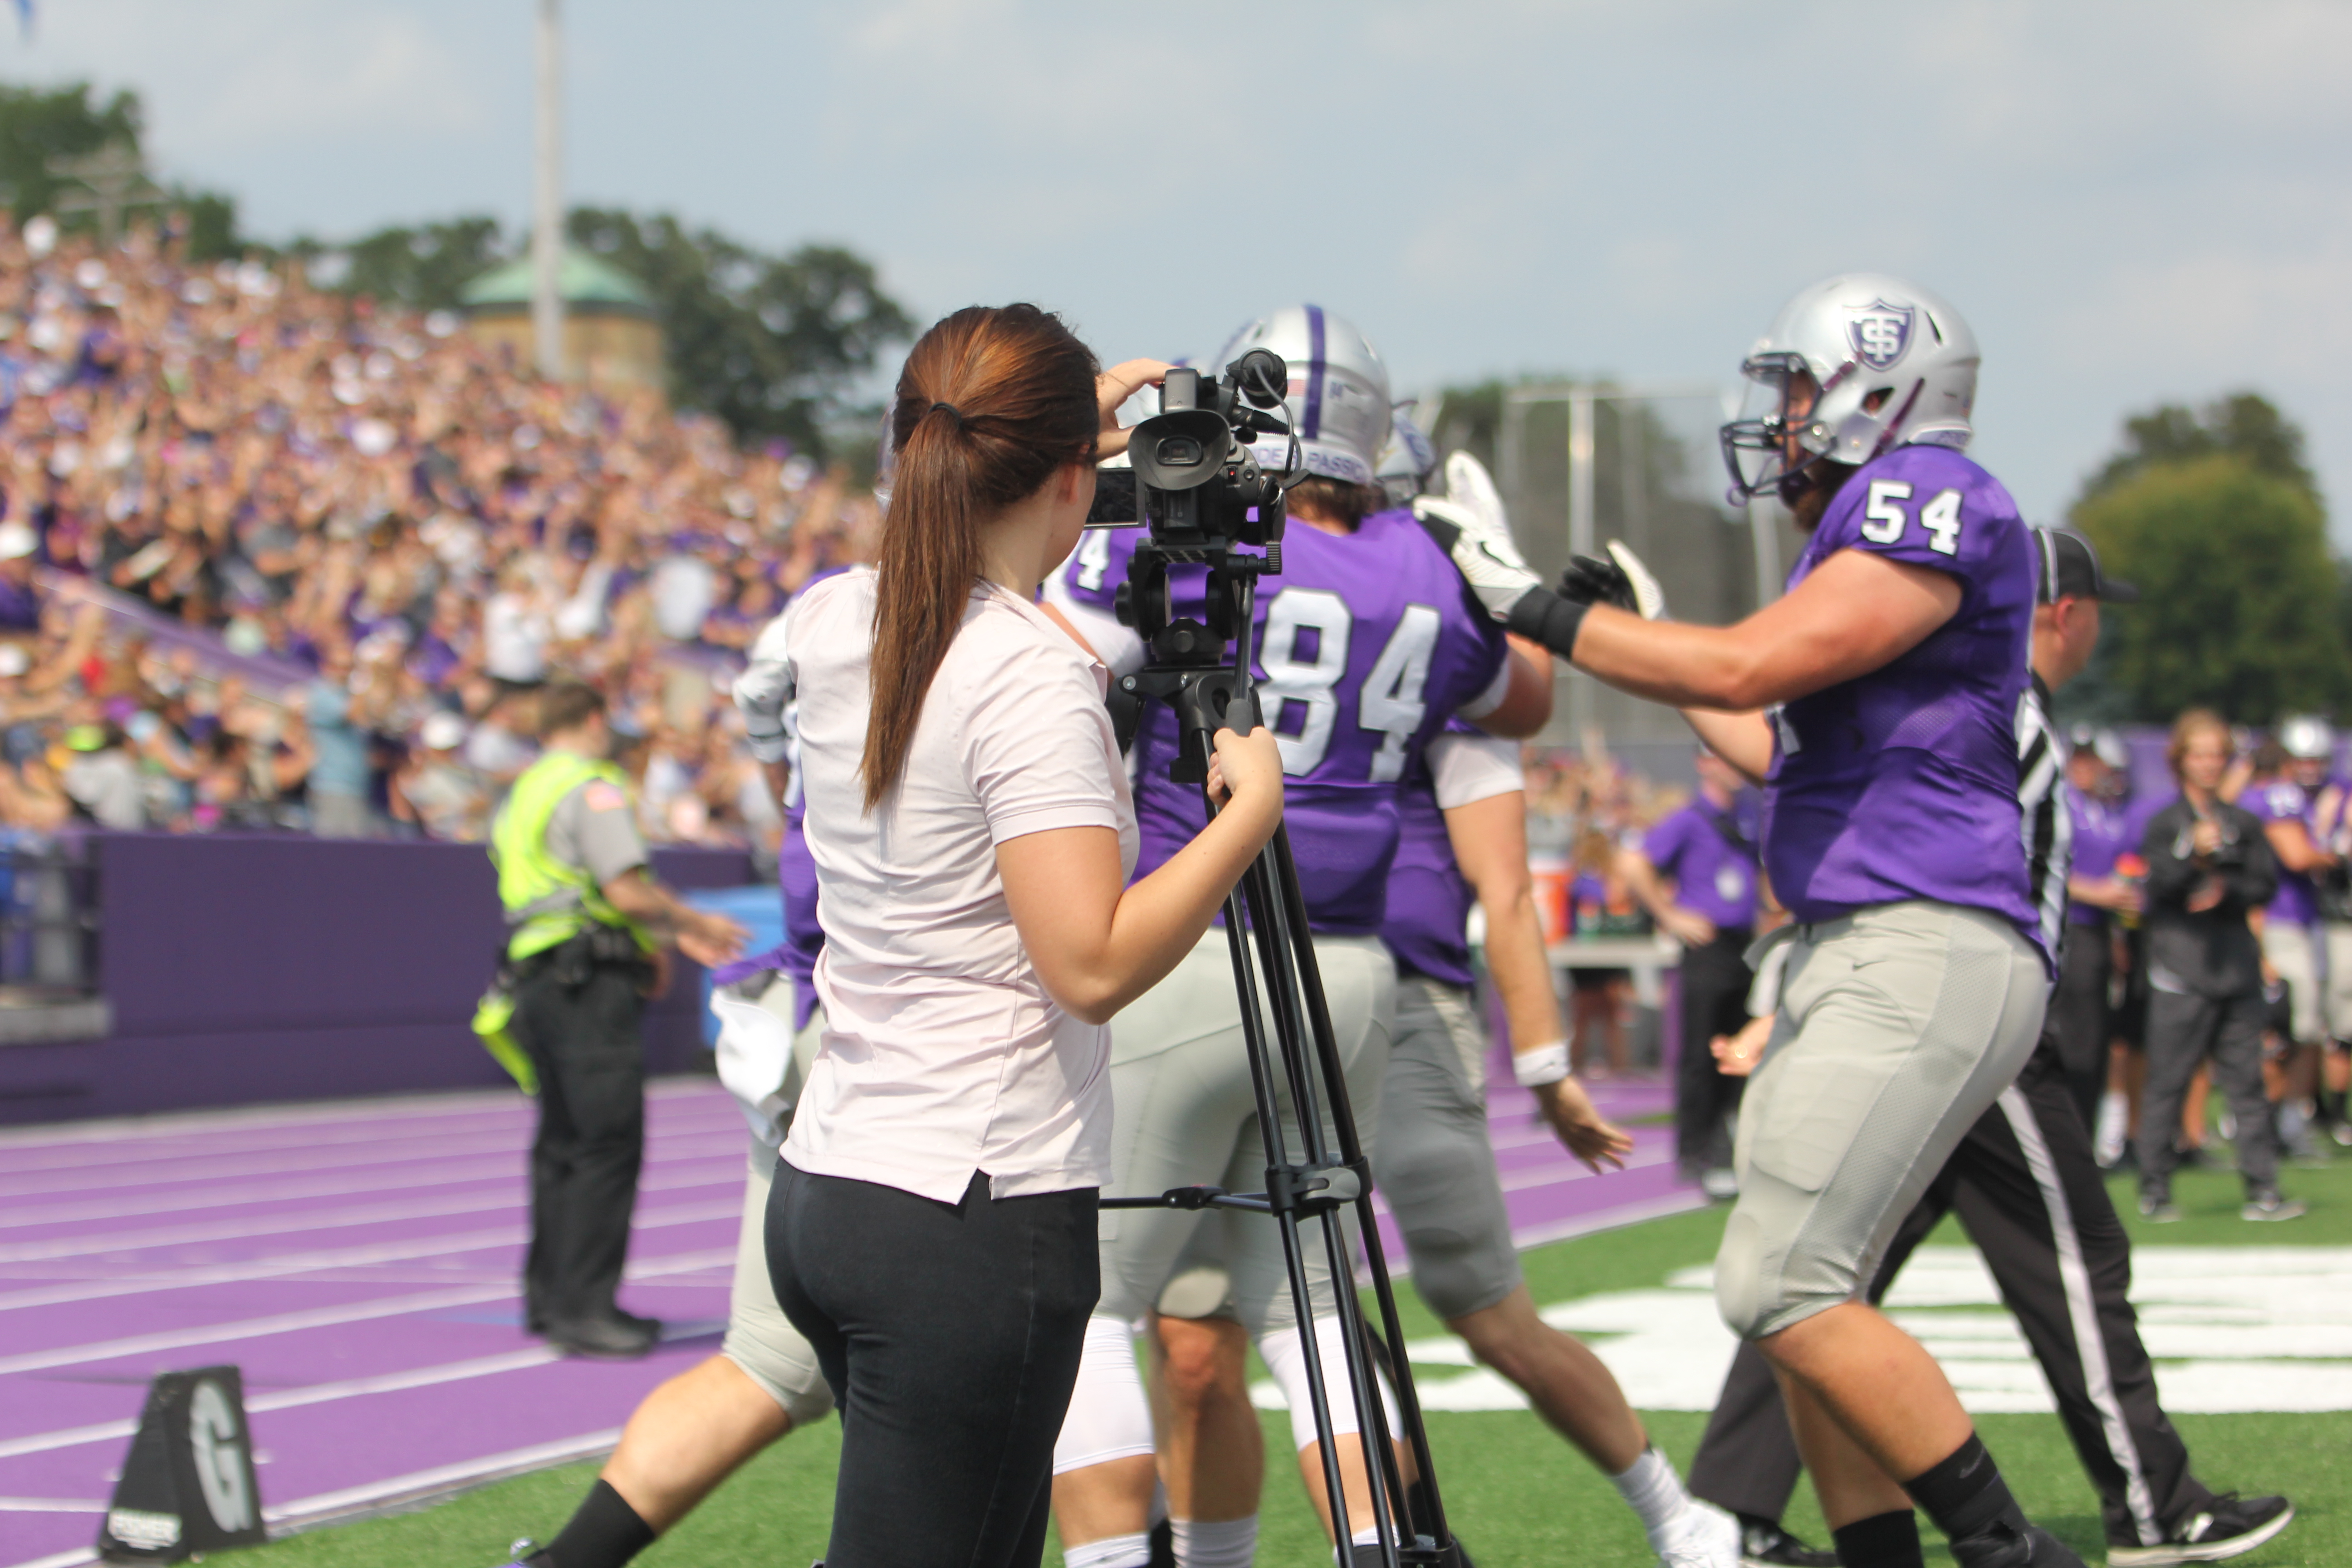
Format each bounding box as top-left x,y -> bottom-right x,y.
1505,588 -> 1589,661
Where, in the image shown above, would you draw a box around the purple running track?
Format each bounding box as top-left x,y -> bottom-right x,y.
0,1075 -> 1694,1567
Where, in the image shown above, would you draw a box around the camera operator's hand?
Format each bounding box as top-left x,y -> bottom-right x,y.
1093,360 -> 1174,461
1206,724 -> 1284,840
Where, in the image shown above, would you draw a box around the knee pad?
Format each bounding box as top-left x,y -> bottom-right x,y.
1712,1210 -> 1769,1339
1053,1316 -> 1156,1475
1713,1205 -> 1857,1340
719,1338 -> 836,1427
1254,1316 -> 1399,1453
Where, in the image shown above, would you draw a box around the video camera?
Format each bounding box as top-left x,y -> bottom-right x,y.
1086,350 -> 1296,670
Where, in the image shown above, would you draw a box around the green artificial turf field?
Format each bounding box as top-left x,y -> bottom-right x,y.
225,1156 -> 2351,1567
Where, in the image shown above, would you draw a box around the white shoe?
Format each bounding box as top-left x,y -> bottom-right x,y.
2094,1091 -> 2129,1167
1657,1500 -> 1743,1568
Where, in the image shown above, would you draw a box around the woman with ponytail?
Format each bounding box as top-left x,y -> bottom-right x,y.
762,304 -> 1283,1568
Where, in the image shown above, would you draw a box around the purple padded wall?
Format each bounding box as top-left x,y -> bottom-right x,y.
0,834 -> 754,1125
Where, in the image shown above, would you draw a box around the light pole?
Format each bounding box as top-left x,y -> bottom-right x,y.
531,0 -> 565,382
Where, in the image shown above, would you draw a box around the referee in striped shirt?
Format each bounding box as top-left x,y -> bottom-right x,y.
1690,529 -> 2294,1568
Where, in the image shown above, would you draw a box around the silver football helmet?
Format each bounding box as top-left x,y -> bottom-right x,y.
2279,715 -> 2335,763
1720,273 -> 1980,503
1375,404 -> 1439,508
1207,305 -> 1392,487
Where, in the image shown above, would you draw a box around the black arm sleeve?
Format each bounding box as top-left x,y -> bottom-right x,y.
1504,587 -> 1589,662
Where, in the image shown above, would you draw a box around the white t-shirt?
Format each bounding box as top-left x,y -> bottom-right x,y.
780,568 -> 1138,1202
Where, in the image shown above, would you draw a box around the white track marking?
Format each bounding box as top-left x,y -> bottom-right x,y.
0,1078 -> 731,1161
0,1162 -> 739,1265
0,1107 -> 744,1203
0,1145 -> 734,1230
0,1348 -> 566,1460
0,1241 -> 735,1374
0,1196 -> 743,1311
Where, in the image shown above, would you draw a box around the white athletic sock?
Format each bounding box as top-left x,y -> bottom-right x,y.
1255,1316 -> 1400,1452
1054,1316 -> 1157,1475
1611,1444 -> 1697,1551
1170,1515 -> 1257,1568
2095,1089 -> 2129,1163
1063,1532 -> 1152,1568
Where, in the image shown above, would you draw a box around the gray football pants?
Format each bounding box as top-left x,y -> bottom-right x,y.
1378,975 -> 1524,1320
1095,928 -> 1395,1338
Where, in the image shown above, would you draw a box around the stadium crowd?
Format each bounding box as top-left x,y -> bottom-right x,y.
0,217 -> 879,848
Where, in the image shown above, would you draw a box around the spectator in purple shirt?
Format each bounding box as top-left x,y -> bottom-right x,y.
1622,746 -> 1763,1188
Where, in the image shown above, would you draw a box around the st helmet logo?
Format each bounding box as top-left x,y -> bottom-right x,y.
1847,299 -> 1916,372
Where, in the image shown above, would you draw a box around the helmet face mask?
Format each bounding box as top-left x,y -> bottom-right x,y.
1718,274 -> 1980,505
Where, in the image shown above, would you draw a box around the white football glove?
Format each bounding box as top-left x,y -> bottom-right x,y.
1413,450 -> 1540,623
1608,540 -> 1666,620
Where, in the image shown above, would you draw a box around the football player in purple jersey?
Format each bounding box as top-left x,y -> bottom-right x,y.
1043,307 -> 1550,1568
2242,717 -> 2340,1160
1422,276 -> 2083,1568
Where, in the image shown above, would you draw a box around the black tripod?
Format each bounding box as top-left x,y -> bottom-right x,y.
1099,537 -> 1465,1568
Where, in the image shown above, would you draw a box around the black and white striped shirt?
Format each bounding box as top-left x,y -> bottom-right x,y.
2015,673 -> 2071,965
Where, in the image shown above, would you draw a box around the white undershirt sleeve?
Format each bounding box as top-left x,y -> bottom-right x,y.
1427,730 -> 1525,810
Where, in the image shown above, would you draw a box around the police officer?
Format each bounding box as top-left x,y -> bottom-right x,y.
492,681 -> 746,1358
1620,745 -> 1762,1191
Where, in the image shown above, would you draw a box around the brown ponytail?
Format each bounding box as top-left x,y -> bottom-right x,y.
862,304 -> 1098,808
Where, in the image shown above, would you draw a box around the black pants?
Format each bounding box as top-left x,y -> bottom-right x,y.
2138,987 -> 2277,1198
1675,930 -> 1753,1173
1688,1043 -> 2214,1551
513,956 -> 647,1326
766,1164 -> 1098,1568
2053,924 -> 2113,1130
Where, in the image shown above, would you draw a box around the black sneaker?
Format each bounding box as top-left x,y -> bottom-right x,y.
1949,1521 -> 2086,1568
544,1314 -> 656,1360
1738,1514 -> 1838,1567
2108,1494 -> 2294,1565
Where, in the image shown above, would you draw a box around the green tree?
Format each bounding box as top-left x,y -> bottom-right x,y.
313,216 -> 508,311
0,81 -> 243,259
2081,391 -> 2318,508
567,206 -> 912,453
2073,453 -> 2349,724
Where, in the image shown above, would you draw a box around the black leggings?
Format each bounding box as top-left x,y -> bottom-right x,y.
766,1163 -> 1099,1568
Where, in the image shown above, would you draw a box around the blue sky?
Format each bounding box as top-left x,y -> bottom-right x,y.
12,0 -> 2352,536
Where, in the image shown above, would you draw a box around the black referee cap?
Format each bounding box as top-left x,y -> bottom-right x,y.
2034,526 -> 2139,605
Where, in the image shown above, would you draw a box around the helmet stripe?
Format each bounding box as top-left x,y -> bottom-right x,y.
1302,304 -> 1327,441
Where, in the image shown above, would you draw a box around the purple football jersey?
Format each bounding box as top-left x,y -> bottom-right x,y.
2064,783 -> 2134,927
1383,730 -> 1479,987
1761,444 -> 2044,963
2242,778 -> 2318,926
1643,794 -> 1761,930
1059,509 -> 1507,934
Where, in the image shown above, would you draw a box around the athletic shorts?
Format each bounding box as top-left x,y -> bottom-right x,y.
1377,975 -> 1522,1320
1715,901 -> 2046,1340
2261,920 -> 2323,1045
1096,928 -> 1395,1339
2323,923 -> 2352,1043
720,1010 -> 835,1426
